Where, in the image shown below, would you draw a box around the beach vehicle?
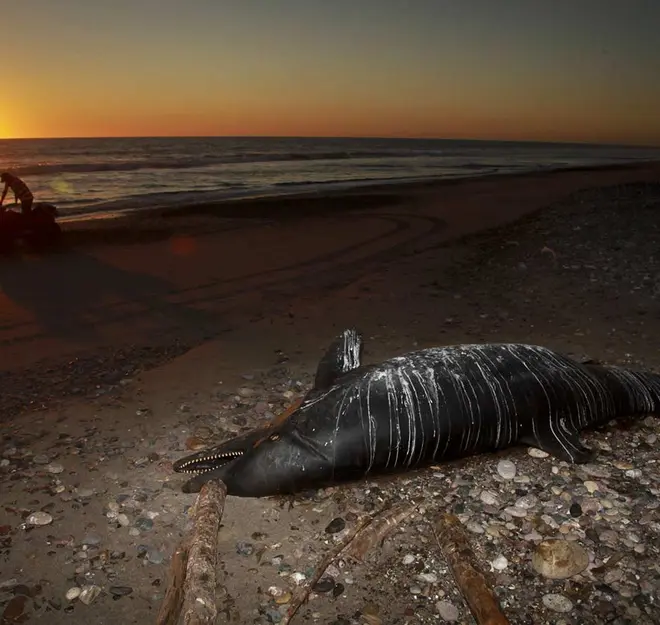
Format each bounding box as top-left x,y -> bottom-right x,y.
0,202 -> 63,254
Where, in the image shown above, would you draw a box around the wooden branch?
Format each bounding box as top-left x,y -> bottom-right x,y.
344,500 -> 417,562
156,480 -> 228,625
432,513 -> 511,625
155,537 -> 191,625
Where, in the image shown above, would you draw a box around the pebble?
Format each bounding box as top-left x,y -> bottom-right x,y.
402,554 -> 415,565
65,587 -> 81,601
134,517 -> 154,531
409,584 -> 422,595
569,503 -> 583,517
528,447 -> 549,458
33,454 -> 50,465
497,459 -> 516,480
583,480 -> 599,494
79,585 -> 102,605
47,462 -> 64,474
514,494 -> 538,509
503,506 -> 528,518
313,577 -> 335,593
109,586 -> 133,598
491,555 -> 508,571
479,490 -> 500,506
542,593 -> 573,613
27,511 -> 53,526
147,548 -> 164,564
436,600 -> 460,621
582,465 -> 610,478
417,572 -> 437,584
117,514 -> 130,527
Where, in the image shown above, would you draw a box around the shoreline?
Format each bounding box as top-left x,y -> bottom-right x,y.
55,158 -> 660,226
47,160 -> 660,252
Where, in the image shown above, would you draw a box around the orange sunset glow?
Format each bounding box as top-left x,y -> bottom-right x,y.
3,1 -> 660,146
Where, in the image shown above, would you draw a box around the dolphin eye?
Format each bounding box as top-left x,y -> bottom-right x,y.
269,433 -> 281,441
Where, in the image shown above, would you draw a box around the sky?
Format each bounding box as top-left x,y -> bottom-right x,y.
4,0 -> 660,145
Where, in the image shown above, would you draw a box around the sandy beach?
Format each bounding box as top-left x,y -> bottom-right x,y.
1,162 -> 660,625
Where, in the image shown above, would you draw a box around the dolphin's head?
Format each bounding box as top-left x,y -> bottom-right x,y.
173,327 -> 370,497
173,405 -> 356,497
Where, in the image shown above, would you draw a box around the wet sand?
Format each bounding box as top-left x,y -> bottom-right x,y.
1,162 -> 659,624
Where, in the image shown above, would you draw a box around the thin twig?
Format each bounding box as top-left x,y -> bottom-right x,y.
283,514 -> 374,625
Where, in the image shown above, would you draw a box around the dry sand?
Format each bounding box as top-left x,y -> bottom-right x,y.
1,163 -> 659,625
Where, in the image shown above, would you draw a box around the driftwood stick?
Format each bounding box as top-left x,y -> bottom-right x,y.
433,513 -> 510,625
344,500 -> 418,562
283,514 -> 373,625
155,536 -> 191,625
156,479 -> 228,625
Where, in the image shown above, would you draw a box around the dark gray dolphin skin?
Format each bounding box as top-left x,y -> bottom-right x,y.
173,328 -> 660,497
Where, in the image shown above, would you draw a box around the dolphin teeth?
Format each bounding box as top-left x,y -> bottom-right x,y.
178,450 -> 244,474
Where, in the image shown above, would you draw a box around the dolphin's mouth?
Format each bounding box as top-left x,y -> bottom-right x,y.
173,449 -> 244,476
172,426 -> 274,492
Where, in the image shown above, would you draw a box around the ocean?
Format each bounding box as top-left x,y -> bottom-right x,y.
1,137 -> 659,218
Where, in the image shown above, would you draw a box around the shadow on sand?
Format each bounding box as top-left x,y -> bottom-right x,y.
0,249 -> 219,344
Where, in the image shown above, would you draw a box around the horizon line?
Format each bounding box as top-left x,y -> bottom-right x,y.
1,134 -> 659,150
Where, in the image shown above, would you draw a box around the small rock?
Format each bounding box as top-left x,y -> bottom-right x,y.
528,447 -> 549,458
436,600 -> 460,621
134,517 -> 153,531
569,503 -> 582,518
47,463 -> 64,474
542,593 -> 573,613
497,460 -> 516,480
147,548 -> 164,564
109,586 -> 133,598
313,577 -> 335,593
417,572 -> 438,584
583,480 -> 599,494
65,587 -> 81,601
479,490 -> 500,506
402,554 -> 415,565
503,506 -> 528,518
27,511 -> 53,526
491,555 -> 508,571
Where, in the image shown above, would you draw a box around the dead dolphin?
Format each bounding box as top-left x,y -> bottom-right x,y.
173,329 -> 660,497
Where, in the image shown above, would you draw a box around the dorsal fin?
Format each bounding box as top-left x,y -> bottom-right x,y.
313,328 -> 363,390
